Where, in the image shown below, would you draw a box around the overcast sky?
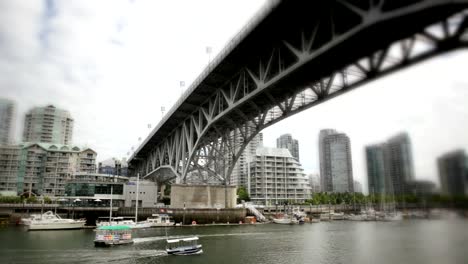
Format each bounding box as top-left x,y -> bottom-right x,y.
1,0 -> 467,193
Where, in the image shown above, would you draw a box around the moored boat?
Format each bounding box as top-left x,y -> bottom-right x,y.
166,236 -> 203,255
94,225 -> 134,247
140,214 -> 175,227
24,211 -> 85,231
273,218 -> 293,224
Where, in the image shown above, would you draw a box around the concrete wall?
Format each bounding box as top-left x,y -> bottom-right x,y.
124,179 -> 158,207
170,184 -> 237,209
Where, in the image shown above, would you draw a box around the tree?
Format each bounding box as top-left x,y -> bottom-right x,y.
237,186 -> 250,203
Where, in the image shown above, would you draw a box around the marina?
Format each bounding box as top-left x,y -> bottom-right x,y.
0,218 -> 467,264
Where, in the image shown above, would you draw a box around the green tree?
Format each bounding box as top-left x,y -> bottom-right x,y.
237,186 -> 250,203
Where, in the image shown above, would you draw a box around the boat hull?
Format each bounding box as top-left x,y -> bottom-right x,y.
167,245 -> 203,255
94,240 -> 134,247
27,222 -> 85,231
272,218 -> 292,224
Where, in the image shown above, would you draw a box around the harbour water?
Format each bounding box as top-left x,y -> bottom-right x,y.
1,219 -> 467,264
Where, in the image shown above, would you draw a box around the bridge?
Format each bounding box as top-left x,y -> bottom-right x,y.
128,0 -> 468,185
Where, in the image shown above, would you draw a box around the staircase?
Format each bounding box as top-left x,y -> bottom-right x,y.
245,204 -> 266,222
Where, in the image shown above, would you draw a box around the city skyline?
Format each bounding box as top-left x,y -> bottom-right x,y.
1,1 -> 468,194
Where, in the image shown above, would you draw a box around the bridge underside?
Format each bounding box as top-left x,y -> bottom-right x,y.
130,0 -> 468,185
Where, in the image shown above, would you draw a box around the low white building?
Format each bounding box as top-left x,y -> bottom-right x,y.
124,177 -> 158,208
248,147 -> 310,205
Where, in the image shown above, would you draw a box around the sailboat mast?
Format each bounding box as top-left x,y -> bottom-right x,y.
109,179 -> 113,224
135,173 -> 140,222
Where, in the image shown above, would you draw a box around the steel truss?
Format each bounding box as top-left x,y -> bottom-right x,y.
134,1 -> 468,185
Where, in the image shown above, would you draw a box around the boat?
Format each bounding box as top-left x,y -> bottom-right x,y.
273,217 -> 293,224
24,211 -> 86,231
97,217 -> 151,229
272,213 -> 293,224
166,236 -> 203,255
140,214 -> 175,227
94,225 -> 134,247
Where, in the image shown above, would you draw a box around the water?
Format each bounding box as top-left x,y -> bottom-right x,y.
1,219 -> 467,264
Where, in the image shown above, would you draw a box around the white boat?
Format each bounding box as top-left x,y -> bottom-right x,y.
166,236 -> 203,255
140,214 -> 175,227
272,216 -> 293,224
97,217 -> 151,229
348,214 -> 367,221
24,211 -> 85,231
331,212 -> 345,220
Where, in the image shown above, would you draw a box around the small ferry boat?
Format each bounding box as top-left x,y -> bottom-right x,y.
23,211 -> 86,231
94,225 -> 134,247
166,236 -> 203,255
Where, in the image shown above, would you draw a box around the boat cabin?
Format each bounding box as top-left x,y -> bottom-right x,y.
94,225 -> 133,247
166,236 -> 203,255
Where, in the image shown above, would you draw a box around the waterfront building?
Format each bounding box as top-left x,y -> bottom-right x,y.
248,147 -> 310,205
22,105 -> 74,145
406,180 -> 436,196
98,158 -> 128,176
0,98 -> 15,145
319,129 -> 354,193
276,133 -> 300,161
384,133 -> 415,195
231,133 -> 263,187
124,177 -> 158,207
365,132 -> 415,196
0,143 -> 96,196
65,173 -> 128,207
366,144 -> 388,195
64,173 -> 158,208
437,149 -> 468,196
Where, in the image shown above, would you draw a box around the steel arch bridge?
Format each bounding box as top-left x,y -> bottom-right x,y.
128,0 -> 468,185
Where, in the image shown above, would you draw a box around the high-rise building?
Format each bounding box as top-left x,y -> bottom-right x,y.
23,105 -> 74,145
276,133 -> 300,161
385,133 -> 414,195
319,129 -> 337,191
366,144 -> 388,195
248,147 -> 310,205
308,174 -> 321,193
98,158 -> 129,176
0,98 -> 15,145
365,132 -> 415,196
353,180 -> 363,193
319,129 -> 354,193
437,150 -> 468,196
0,143 -> 96,196
231,133 -> 263,187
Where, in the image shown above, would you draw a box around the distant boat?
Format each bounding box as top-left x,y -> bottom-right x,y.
23,211 -> 85,231
97,217 -> 151,229
94,225 -> 134,247
140,214 -> 175,227
166,236 -> 203,255
273,217 -> 293,224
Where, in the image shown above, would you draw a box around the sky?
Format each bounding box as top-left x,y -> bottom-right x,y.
1,0 -> 467,194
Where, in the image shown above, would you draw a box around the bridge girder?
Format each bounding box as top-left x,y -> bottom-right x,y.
132,0 -> 468,185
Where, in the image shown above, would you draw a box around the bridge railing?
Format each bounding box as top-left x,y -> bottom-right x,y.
130,0 -> 282,162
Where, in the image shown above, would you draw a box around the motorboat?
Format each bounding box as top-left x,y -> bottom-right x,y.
166,236 -> 203,255
272,213 -> 293,224
94,225 -> 134,247
272,217 -> 292,224
140,214 -> 175,227
24,211 -> 85,231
